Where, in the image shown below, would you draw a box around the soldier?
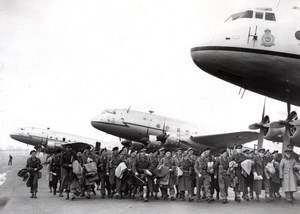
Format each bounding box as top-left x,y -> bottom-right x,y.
188,149 -> 197,197
148,149 -> 160,199
157,150 -> 177,200
59,144 -> 76,199
106,147 -> 122,198
194,148 -> 213,203
173,148 -> 183,198
232,145 -> 248,202
125,150 -> 137,199
279,148 -> 298,203
98,148 -> 111,198
49,150 -> 61,195
215,150 -> 230,203
270,150 -> 281,199
177,151 -> 194,201
253,148 -> 272,201
286,144 -> 300,162
26,150 -> 43,198
8,154 -> 13,165
133,148 -> 151,202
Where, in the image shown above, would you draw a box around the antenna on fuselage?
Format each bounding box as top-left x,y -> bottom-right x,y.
149,110 -> 154,114
276,0 -> 281,8
127,105 -> 131,113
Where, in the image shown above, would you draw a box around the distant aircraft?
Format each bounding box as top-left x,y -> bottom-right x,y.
190,6 -> 300,150
10,127 -> 114,153
91,109 -> 258,153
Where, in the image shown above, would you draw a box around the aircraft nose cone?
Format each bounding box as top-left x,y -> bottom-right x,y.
91,115 -> 101,129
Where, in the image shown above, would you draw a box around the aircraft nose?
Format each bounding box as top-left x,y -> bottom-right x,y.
91,115 -> 102,129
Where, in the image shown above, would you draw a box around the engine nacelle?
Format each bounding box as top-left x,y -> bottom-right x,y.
264,127 -> 284,142
47,140 -> 63,150
289,111 -> 300,146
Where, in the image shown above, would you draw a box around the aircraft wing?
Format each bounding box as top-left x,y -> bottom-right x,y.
57,142 -> 94,152
188,131 -> 258,150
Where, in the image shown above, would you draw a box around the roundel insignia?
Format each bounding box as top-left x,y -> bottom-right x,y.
261,29 -> 275,47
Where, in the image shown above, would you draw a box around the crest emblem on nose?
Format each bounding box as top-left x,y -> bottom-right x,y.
261,29 -> 275,47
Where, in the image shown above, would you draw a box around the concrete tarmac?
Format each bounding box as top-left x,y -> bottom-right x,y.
0,155 -> 300,214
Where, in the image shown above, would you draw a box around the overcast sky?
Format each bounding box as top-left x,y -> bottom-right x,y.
0,0 -> 299,153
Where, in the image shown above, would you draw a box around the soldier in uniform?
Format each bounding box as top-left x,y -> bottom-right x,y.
270,150 -> 281,199
98,148 -> 110,198
106,146 -> 122,198
157,150 -> 177,200
133,148 -> 151,202
232,145 -> 248,202
253,148 -> 272,201
178,151 -> 194,201
215,150 -> 230,203
173,148 -> 183,198
59,144 -> 76,199
49,150 -> 61,195
26,150 -> 43,198
148,149 -> 160,199
194,149 -> 213,203
125,150 -> 137,199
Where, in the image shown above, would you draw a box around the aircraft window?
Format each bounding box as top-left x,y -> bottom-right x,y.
225,12 -> 243,22
255,12 -> 263,19
102,109 -> 116,114
240,10 -> 253,19
143,117 -> 147,121
295,31 -> 300,40
177,128 -> 180,132
50,136 -> 52,139
265,12 -> 276,21
121,117 -> 124,121
156,124 -> 160,128
166,126 -> 170,131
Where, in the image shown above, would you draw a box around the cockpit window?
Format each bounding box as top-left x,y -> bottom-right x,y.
225,12 -> 243,22
240,10 -> 253,19
265,12 -> 276,21
101,109 -> 116,115
255,12 -> 263,19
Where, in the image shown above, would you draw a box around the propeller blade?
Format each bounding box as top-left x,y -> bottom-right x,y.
248,123 -> 261,130
289,119 -> 300,126
261,97 -> 266,121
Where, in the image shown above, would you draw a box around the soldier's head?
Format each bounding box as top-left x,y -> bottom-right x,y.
101,148 -> 107,156
204,148 -> 211,156
188,148 -> 194,156
30,150 -> 37,158
235,145 -> 243,154
65,144 -> 72,152
130,150 -> 137,158
258,148 -> 265,157
271,150 -> 278,159
139,148 -> 146,157
165,150 -> 171,158
285,149 -> 292,158
84,145 -> 92,153
220,150 -> 227,158
112,147 -> 119,155
77,151 -> 82,158
176,148 -> 182,156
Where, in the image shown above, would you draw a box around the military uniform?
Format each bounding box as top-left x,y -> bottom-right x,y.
178,156 -> 194,200
60,150 -> 76,197
194,155 -> 211,202
106,153 -> 122,196
157,156 -> 176,200
98,153 -> 110,197
26,157 -> 43,196
232,152 -> 248,201
133,153 -> 151,201
215,155 -> 230,203
49,154 -> 61,195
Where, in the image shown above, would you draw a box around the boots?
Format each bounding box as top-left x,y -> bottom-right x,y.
255,193 -> 260,202
33,193 -> 37,198
53,189 -> 57,195
59,189 -> 64,197
66,193 -> 69,200
30,193 -> 34,198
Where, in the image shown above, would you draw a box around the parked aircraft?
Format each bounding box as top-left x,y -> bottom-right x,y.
91,109 -> 258,153
10,127 -> 114,153
191,6 -> 300,150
